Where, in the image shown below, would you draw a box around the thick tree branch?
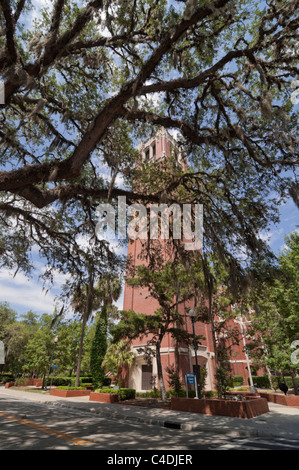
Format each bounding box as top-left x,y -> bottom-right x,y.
0,0 -> 230,196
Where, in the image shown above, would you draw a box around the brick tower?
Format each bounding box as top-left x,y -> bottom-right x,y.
122,128 -> 217,393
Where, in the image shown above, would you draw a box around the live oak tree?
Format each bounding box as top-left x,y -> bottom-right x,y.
0,0 -> 298,285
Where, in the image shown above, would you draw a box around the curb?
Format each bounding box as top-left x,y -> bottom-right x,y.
46,400 -> 261,438
3,392 -> 297,441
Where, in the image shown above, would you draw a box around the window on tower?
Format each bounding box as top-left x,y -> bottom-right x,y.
152,143 -> 156,158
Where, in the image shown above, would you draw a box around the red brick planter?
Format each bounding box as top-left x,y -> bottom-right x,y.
171,397 -> 269,419
50,389 -> 91,398
89,392 -> 119,403
5,382 -> 14,388
5,378 -> 43,388
259,392 -> 299,407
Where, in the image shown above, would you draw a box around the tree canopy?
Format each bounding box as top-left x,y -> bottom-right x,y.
247,231 -> 299,384
0,0 -> 298,289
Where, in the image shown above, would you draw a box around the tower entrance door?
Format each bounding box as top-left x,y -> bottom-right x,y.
141,364 -> 152,390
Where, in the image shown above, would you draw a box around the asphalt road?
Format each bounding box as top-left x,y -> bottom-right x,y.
0,395 -> 299,453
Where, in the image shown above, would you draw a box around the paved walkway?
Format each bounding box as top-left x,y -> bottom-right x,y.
1,387 -> 299,440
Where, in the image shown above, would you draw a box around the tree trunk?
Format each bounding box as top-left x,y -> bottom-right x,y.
75,263 -> 95,387
75,313 -> 87,387
290,369 -> 299,396
174,290 -> 180,375
156,340 -> 166,401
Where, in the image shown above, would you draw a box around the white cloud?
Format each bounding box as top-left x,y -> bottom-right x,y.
0,269 -> 57,315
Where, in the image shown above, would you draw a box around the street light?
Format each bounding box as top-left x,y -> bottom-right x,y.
234,317 -> 257,392
189,309 -> 202,399
44,336 -> 58,392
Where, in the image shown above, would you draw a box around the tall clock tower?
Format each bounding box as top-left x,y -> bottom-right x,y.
121,128 -> 216,393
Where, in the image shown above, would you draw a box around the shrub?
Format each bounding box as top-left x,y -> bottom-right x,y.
166,366 -> 183,397
14,377 -> 30,386
80,376 -> 93,384
119,388 -> 135,401
203,390 -> 217,398
90,311 -> 107,389
55,386 -> 87,390
233,375 -> 244,387
95,387 -> 119,394
94,388 -> 135,401
103,377 -> 112,386
284,376 -> 299,389
271,376 -> 299,391
136,390 -> 160,398
51,377 -> 75,387
0,374 -> 14,383
49,376 -> 95,387
249,375 -> 270,389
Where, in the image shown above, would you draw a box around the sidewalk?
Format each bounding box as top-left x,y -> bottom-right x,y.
1,387 -> 299,440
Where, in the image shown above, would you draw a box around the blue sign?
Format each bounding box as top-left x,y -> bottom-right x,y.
186,373 -> 196,385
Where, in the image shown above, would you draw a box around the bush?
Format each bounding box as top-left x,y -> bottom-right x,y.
14,377 -> 31,386
119,388 -> 135,401
95,387 -> 119,394
233,375 -> 244,387
203,390 -> 217,398
49,376 -> 95,387
94,388 -> 136,401
90,311 -> 107,388
249,375 -> 270,389
284,376 -> 299,389
271,376 -> 299,391
51,377 -> 75,387
103,377 -> 112,386
166,389 -> 185,398
80,376 -> 93,384
166,366 -> 183,397
55,386 -> 87,390
136,390 -> 160,398
0,374 -> 14,383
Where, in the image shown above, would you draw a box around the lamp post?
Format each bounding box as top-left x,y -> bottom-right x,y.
44,336 -> 58,392
189,309 -> 202,399
234,317 -> 256,392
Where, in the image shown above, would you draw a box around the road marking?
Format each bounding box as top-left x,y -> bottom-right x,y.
0,411 -> 95,446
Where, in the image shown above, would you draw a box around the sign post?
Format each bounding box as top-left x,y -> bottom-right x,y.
50,364 -> 57,390
185,373 -> 196,398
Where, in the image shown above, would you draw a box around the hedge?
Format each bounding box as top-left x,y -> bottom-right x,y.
49,376 -> 95,387
271,376 -> 299,390
55,386 -> 88,390
0,374 -> 14,383
247,375 -> 299,390
233,375 -> 244,386
249,375 -> 270,388
95,388 -> 136,401
136,390 -> 160,398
